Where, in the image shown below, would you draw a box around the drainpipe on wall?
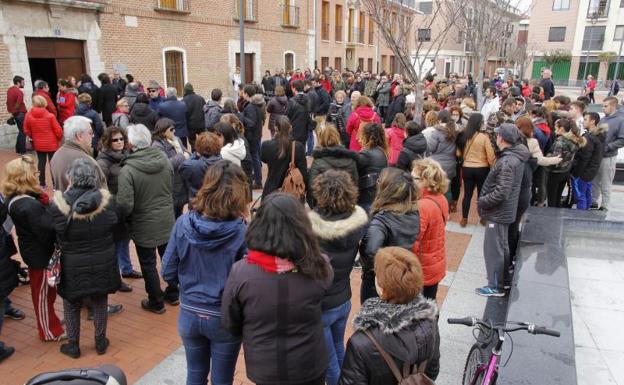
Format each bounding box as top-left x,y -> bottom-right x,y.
313,0 -> 317,68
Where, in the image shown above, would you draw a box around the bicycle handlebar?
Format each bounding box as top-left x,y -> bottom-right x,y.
447,317 -> 560,337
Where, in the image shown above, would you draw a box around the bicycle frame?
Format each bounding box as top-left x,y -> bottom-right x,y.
475,328 -> 505,385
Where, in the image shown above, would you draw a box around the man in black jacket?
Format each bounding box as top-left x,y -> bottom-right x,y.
572,112 -> 605,209
288,80 -> 315,149
182,83 -> 206,150
304,80 -> 320,155
539,69 -> 555,101
98,73 -> 118,126
477,123 -> 528,297
240,85 -> 265,189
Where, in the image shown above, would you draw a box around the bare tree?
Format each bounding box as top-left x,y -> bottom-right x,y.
452,0 -> 528,106
360,0 -> 462,121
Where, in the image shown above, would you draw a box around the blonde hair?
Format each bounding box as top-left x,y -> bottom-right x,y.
425,110 -> 439,127
32,95 -> 47,108
317,124 -> 341,148
116,98 -> 129,108
462,97 -> 476,110
412,158 -> 449,195
1,156 -> 40,197
334,90 -> 347,100
543,99 -> 556,114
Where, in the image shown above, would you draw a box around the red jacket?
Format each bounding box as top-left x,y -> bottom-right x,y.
412,191 -> 449,286
23,107 -> 63,152
521,85 -> 531,97
6,85 -> 27,115
321,79 -> 332,94
33,89 -> 58,118
346,105 -> 381,152
385,126 -> 405,166
57,89 -> 77,124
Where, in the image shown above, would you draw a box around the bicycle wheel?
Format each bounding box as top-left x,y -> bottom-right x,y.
463,344 -> 486,385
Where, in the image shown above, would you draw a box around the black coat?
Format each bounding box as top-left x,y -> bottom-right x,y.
262,76 -> 275,93
183,91 -> 207,136
287,93 -> 314,144
7,192 -> 55,269
572,129 -> 605,182
359,210 -> 420,276
78,82 -> 100,113
241,96 -> 266,142
540,78 -> 555,100
315,86 -> 331,115
308,146 -> 359,207
159,97 -> 189,138
397,134 -> 428,171
96,150 -> 126,195
221,257 -> 333,385
357,147 -> 388,206
260,139 -> 308,198
267,96 -> 288,133
385,93 -> 406,127
130,103 -> 159,131
0,198 -> 19,299
99,84 -> 118,126
339,296 -> 440,385
478,144 -> 529,224
305,88 -> 320,114
308,206 -> 368,310
49,189 -> 121,302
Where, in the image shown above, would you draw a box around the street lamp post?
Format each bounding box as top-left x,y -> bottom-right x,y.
582,13 -> 599,84
611,32 -> 624,96
239,0 -> 245,84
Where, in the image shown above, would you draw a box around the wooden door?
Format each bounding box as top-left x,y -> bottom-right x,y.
236,53 -> 254,83
165,50 -> 184,96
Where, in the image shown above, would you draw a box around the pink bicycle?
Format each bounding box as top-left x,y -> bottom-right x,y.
447,317 -> 560,385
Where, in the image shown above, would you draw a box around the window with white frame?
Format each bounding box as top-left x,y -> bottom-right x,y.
164,49 -> 186,96
553,0 -> 570,10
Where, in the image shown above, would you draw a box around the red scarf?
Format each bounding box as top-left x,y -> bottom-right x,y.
247,250 -> 296,274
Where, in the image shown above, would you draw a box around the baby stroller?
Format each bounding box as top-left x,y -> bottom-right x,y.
24,365 -> 127,385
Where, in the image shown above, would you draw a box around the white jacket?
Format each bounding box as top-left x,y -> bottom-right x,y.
221,138 -> 246,166
480,96 -> 500,122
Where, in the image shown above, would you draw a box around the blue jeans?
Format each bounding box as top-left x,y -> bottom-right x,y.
116,239 -> 133,275
322,301 -> 352,385
307,130 -> 315,155
178,308 -> 241,385
572,177 -> 592,210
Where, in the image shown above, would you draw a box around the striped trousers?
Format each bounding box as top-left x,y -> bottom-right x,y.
28,268 -> 64,341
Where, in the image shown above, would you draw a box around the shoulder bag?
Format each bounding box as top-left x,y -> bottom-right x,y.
279,142 -> 306,201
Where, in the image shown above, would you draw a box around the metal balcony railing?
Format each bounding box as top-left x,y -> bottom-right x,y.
348,27 -> 365,44
587,0 -> 609,18
281,4 -> 300,28
233,0 -> 257,22
156,0 -> 190,13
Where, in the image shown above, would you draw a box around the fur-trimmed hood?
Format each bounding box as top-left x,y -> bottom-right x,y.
353,296 -> 438,334
311,145 -> 359,161
560,131 -> 587,148
590,123 -> 608,137
53,188 -> 111,221
308,205 -> 368,241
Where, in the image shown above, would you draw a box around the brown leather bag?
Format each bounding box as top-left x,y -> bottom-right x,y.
363,329 -> 436,385
279,142 -> 306,201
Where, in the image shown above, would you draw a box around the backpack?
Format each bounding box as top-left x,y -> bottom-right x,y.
364,329 -> 436,385
279,142 -> 306,201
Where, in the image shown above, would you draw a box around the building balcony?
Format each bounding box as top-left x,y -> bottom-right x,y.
155,0 -> 190,14
233,0 -> 258,23
15,0 -> 109,10
587,0 -> 609,19
347,27 -> 365,45
281,4 -> 300,28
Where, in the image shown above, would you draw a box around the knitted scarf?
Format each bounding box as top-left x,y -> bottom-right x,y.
247,249 -> 296,274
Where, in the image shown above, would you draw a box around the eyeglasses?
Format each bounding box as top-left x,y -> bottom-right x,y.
111,137 -> 125,143
148,89 -> 158,93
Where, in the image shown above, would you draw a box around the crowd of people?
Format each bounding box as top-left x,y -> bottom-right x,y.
0,64 -> 623,385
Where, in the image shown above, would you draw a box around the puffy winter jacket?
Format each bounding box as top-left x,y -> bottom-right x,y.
397,134 -> 428,171
385,126 -> 406,166
49,188 -> 121,302
241,95 -> 266,142
267,95 -> 288,133
161,211 -> 247,316
412,191 -> 449,286
220,139 -> 246,167
179,154 -> 223,199
346,106 -> 381,152
159,97 -> 189,138
547,131 -> 585,174
130,103 -> 159,131
339,296 -> 440,385
359,210 -> 420,294
23,107 -> 63,152
357,147 -> 388,207
308,206 -> 368,310
601,108 -> 624,158
427,125 -> 457,179
203,100 -> 222,130
572,126 -> 605,182
385,93 -> 406,127
308,146 -> 359,207
75,102 -> 104,151
57,89 -> 77,124
478,143 -> 530,224
315,85 -> 331,115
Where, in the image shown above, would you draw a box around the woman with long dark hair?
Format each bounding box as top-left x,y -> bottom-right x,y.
162,161 -> 249,385
427,110 -> 457,205
359,167 -> 420,303
260,116 -> 308,199
456,113 -> 495,227
356,123 -> 388,212
221,193 -> 333,385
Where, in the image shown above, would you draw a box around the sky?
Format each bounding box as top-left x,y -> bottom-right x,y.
518,0 -> 532,13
